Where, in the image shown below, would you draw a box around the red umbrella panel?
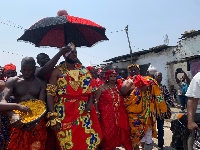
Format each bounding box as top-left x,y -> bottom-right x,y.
18,15 -> 109,48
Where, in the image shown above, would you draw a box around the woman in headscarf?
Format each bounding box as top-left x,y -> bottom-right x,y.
95,70 -> 132,150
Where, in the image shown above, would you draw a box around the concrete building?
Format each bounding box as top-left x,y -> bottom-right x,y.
103,30 -> 200,89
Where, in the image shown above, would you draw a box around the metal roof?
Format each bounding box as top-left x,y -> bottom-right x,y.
180,30 -> 200,39
104,45 -> 173,62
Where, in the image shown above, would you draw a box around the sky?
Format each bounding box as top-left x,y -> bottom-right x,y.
1,0 -> 200,74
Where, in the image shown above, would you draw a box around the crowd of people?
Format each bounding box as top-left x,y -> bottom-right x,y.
0,44 -> 198,150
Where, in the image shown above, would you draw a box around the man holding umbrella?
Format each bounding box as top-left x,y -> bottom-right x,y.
46,46 -> 102,149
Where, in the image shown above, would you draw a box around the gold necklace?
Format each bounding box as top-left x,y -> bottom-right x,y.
108,83 -> 120,124
60,63 -> 80,91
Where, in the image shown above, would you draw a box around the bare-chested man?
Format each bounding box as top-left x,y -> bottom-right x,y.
2,57 -> 47,150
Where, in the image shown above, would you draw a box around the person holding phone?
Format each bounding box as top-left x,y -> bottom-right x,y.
175,68 -> 190,112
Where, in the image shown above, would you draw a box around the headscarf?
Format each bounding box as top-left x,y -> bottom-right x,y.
4,63 -> 16,73
134,75 -> 150,88
127,64 -> 140,71
86,66 -> 94,71
105,70 -> 117,80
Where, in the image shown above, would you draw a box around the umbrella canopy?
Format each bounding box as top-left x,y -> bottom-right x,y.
18,15 -> 109,48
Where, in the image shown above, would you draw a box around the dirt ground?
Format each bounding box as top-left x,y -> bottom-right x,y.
116,107 -> 181,150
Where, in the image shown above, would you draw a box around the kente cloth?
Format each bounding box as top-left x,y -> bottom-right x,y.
98,86 -> 132,150
7,117 -> 47,150
54,64 -> 102,150
0,96 -> 14,150
96,78 -> 104,88
124,76 -> 167,146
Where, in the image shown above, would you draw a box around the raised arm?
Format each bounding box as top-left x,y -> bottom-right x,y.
182,70 -> 191,84
39,79 -> 47,102
175,71 -> 180,84
35,47 -> 72,78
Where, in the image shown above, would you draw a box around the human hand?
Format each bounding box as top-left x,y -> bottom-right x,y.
84,101 -> 92,113
188,121 -> 200,139
0,80 -> 5,93
10,114 -> 23,128
49,118 -> 60,131
132,75 -> 138,82
97,114 -> 100,121
60,46 -> 73,55
22,121 -> 38,131
17,105 -> 32,114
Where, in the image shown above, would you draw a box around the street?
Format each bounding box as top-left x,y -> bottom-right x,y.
116,107 -> 181,150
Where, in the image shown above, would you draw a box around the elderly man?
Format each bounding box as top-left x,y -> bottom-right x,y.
154,72 -> 176,150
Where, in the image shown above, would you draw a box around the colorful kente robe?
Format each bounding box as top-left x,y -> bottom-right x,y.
7,117 -> 47,150
54,64 -> 102,150
98,84 -> 132,150
124,77 -> 167,146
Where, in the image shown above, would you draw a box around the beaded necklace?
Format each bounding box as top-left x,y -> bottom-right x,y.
107,83 -> 120,124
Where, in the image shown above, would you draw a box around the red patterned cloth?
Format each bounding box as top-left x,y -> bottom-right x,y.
53,64 -> 102,150
98,85 -> 132,150
134,75 -> 150,88
7,118 -> 47,150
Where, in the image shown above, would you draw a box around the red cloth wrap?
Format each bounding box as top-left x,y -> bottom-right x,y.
98,85 -> 132,150
7,117 -> 47,150
54,98 -> 102,150
134,75 -> 150,88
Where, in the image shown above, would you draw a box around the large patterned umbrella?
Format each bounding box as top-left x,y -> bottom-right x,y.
18,15 -> 109,48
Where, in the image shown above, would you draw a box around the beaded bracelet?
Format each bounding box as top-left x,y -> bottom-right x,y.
46,84 -> 58,97
46,118 -> 61,127
46,112 -> 58,119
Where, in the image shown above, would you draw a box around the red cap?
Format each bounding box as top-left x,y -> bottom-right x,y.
4,63 -> 16,73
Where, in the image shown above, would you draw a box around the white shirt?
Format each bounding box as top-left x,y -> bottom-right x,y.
185,72 -> 200,98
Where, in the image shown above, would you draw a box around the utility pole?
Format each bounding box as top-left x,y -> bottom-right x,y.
124,25 -> 133,64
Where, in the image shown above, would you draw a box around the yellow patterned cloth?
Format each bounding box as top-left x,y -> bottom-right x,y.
53,63 -> 102,150
124,76 -> 167,146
